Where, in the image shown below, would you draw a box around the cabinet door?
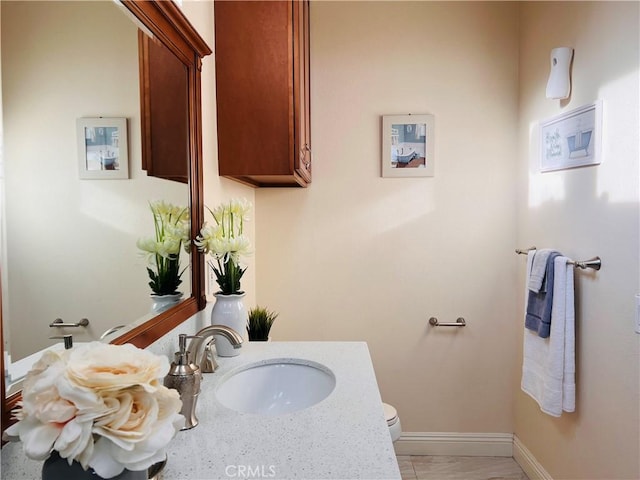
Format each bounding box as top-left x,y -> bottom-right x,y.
215,0 -> 311,187
293,0 -> 311,183
139,33 -> 189,183
215,1 -> 292,180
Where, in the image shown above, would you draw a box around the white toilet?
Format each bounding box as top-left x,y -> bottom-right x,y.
383,402 -> 402,443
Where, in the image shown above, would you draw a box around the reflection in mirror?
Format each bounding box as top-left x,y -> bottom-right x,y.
0,1 -> 191,395
140,33 -> 190,184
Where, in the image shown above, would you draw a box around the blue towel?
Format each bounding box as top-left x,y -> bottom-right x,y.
525,251 -> 560,338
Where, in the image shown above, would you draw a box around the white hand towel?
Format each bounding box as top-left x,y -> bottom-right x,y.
521,254 -> 576,417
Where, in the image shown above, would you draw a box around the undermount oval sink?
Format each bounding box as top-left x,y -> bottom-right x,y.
215,359 -> 336,416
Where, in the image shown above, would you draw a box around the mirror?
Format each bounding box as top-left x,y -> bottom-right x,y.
1,0 -> 190,373
1,0 -> 210,427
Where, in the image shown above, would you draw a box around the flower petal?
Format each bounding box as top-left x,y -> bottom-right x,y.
89,438 -> 125,479
53,418 -> 94,463
20,421 -> 60,460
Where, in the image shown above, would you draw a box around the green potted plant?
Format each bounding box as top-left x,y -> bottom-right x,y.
247,306 -> 278,341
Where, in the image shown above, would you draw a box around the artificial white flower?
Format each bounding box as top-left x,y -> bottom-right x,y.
6,343 -> 183,478
195,198 -> 253,294
138,200 -> 190,295
89,385 -> 182,478
5,350 -> 102,466
65,342 -> 169,393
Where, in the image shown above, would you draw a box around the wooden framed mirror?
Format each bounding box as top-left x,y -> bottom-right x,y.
0,0 -> 210,430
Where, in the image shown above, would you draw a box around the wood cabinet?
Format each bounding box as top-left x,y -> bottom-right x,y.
214,0 -> 311,187
139,33 -> 189,183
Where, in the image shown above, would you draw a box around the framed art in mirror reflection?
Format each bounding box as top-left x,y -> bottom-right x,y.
77,117 -> 129,180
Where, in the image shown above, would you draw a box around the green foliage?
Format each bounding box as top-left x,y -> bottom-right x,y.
210,259 -> 247,295
146,256 -> 183,296
247,306 -> 278,341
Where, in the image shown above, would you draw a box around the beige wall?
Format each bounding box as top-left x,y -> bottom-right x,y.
255,1 -> 520,433
515,2 -> 640,479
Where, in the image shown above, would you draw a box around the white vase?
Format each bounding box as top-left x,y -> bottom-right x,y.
210,292 -> 247,357
150,293 -> 183,314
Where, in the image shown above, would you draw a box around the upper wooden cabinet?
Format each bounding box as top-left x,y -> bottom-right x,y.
139,33 -> 189,183
214,0 -> 311,187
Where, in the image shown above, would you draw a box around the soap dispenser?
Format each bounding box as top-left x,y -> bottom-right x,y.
164,334 -> 202,430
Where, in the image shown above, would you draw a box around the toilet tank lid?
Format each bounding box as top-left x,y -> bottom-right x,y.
382,403 -> 398,423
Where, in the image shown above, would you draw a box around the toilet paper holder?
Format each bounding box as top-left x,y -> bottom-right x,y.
429,317 -> 466,327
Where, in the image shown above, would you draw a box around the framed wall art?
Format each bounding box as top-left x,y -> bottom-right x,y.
539,101 -> 602,172
381,114 -> 434,178
77,117 -> 129,179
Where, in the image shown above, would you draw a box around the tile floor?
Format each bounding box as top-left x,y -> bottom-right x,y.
397,456 -> 529,480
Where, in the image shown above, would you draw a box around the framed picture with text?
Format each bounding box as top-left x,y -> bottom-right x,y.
539,102 -> 602,172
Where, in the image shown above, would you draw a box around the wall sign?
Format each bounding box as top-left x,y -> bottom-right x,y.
539,102 -> 602,172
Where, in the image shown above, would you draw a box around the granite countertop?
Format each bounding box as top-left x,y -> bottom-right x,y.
1,341 -> 401,480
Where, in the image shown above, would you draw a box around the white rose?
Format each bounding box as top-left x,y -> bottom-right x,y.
6,342 -> 181,478
5,350 -> 100,463
89,385 -> 183,478
65,342 -> 169,393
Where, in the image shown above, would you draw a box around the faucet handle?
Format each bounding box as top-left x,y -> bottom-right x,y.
200,339 -> 219,373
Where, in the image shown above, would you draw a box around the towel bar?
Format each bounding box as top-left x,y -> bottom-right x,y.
429,317 -> 466,327
49,318 -> 90,328
515,247 -> 602,271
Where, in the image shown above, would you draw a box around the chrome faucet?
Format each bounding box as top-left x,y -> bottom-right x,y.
187,325 -> 243,373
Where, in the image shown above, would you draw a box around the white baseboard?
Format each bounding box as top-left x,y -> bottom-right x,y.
512,435 -> 553,480
394,432 -> 514,457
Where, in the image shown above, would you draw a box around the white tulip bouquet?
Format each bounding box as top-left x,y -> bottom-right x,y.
4,342 -> 183,478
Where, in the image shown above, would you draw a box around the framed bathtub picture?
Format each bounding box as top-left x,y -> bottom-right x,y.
77,117 -> 129,179
539,101 -> 602,172
382,114 -> 434,178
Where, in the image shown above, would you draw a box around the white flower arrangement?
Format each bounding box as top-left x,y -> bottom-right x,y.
4,342 -> 183,478
194,198 -> 252,295
136,200 -> 190,296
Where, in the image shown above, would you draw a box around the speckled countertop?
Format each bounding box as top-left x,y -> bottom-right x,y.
1,341 -> 401,480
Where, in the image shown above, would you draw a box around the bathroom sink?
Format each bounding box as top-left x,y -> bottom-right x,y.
215,359 -> 336,415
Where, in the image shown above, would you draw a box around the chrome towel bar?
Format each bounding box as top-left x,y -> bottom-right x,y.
515,247 -> 602,271
429,317 -> 466,327
49,318 -> 90,328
